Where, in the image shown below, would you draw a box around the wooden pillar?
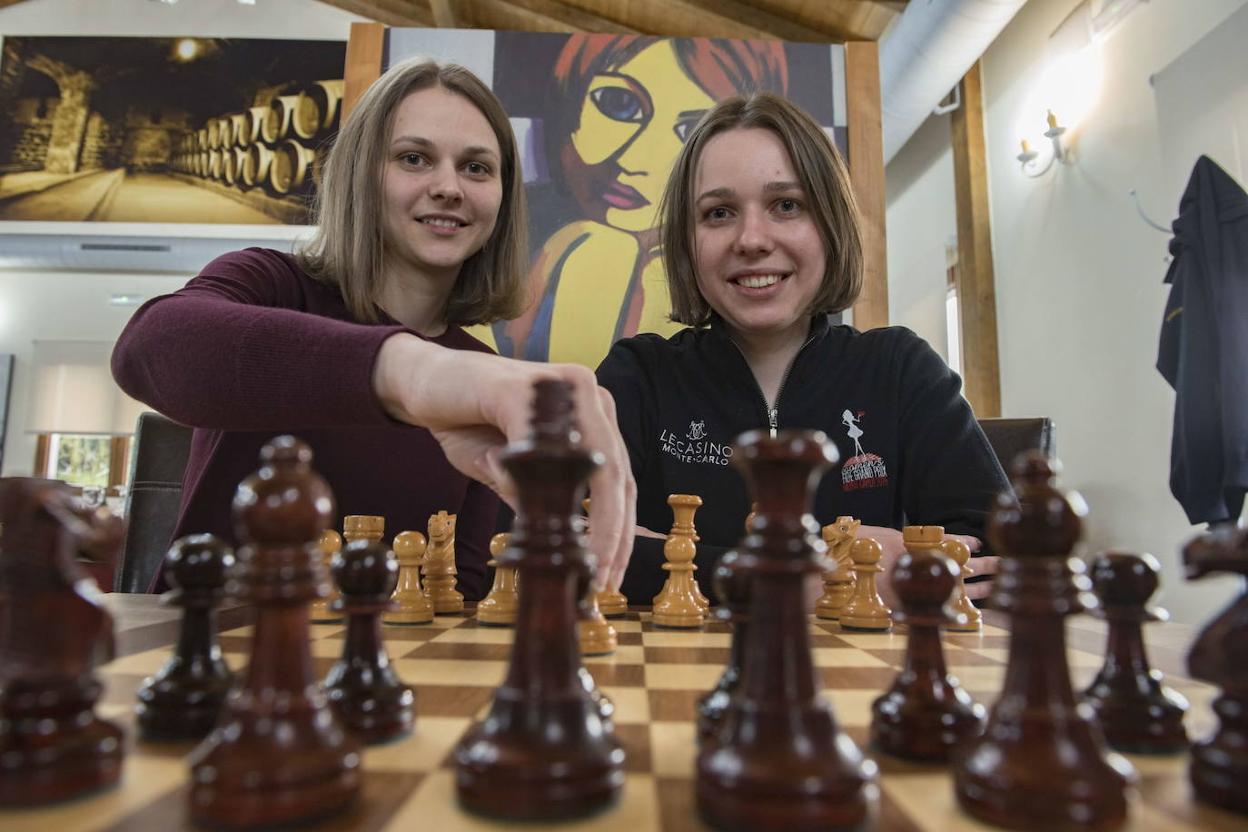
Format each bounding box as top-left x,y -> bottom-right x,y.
342,22 -> 386,123
108,436 -> 130,491
950,61 -> 1001,417
33,434 -> 51,478
845,41 -> 888,331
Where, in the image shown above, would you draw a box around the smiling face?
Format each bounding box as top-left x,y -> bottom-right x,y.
568,41 -> 714,233
692,127 -> 827,344
381,86 -> 504,286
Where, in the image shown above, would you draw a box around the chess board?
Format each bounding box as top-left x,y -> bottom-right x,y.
2,603 -> 1242,832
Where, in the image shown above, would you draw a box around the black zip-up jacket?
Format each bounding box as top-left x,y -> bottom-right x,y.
597,314 -> 1009,602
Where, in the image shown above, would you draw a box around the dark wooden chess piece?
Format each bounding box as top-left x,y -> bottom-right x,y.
1081,551 -> 1188,754
136,534 -> 236,741
696,550 -> 749,744
698,430 -> 876,832
0,478 -> 125,807
870,530 -> 985,761
1183,525 -> 1248,815
188,437 -> 361,828
324,537 -> 415,744
455,380 -> 625,820
954,453 -> 1133,831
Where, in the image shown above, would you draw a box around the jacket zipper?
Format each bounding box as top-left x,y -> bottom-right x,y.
729,331 -> 818,439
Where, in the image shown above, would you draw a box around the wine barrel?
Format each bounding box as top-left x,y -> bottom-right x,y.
197,126 -> 210,151
197,150 -> 209,177
207,117 -> 225,150
268,138 -> 316,195
209,148 -> 224,180
221,113 -> 246,150
223,146 -> 244,185
261,94 -> 301,144
242,144 -> 274,188
292,79 -> 344,140
238,105 -> 268,148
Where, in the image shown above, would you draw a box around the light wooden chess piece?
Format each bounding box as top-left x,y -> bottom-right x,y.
478,533 -> 519,626
584,498 -> 627,617
384,530 -> 434,625
423,510 -> 464,614
816,516 -> 859,620
838,536 -> 893,631
578,580 -> 618,656
309,528 -> 343,623
652,494 -> 705,628
941,537 -> 982,632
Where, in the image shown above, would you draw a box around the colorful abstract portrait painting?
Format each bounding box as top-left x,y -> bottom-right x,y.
385,30 -> 846,368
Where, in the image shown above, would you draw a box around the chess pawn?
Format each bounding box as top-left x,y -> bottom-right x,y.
584,499 -> 627,617
814,516 -> 858,620
478,532 -> 519,626
870,537 -> 985,760
652,494 -> 706,628
423,510 -> 464,614
954,453 -> 1132,831
1081,552 -> 1188,754
384,530 -> 434,625
309,528 -> 343,623
136,534 -> 236,741
838,537 -> 893,631
0,479 -> 125,806
189,437 -> 360,828
941,536 -> 982,632
578,565 -> 618,656
324,537 -> 414,744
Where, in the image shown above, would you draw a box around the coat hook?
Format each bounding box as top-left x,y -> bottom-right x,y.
1129,188 -> 1171,233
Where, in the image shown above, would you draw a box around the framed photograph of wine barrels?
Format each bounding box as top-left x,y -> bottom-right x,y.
0,35 -> 347,226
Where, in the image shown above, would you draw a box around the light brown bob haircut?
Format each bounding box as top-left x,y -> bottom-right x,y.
298,58 -> 528,326
659,92 -> 864,326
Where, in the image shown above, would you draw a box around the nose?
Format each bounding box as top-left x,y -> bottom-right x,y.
733,208 -> 773,257
428,163 -> 463,203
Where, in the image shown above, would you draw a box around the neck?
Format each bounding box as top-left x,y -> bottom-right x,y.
727,318 -> 812,408
376,257 -> 456,337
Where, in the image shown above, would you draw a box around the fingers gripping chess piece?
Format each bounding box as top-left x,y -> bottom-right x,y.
815,516 -> 859,620
424,510 -> 464,614
309,529 -> 344,623
477,532 -> 519,626
838,536 -> 893,631
1081,552 -> 1188,754
954,453 -> 1132,831
870,527 -> 985,761
454,380 -> 624,820
136,534 -> 236,741
698,430 -> 876,832
189,437 -> 360,828
384,530 -> 435,625
584,499 -> 627,617
578,560 -> 618,656
0,479 -> 124,807
941,536 -> 982,632
652,494 -> 707,628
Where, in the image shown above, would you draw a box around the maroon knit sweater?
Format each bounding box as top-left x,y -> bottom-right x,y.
111,248 -> 499,598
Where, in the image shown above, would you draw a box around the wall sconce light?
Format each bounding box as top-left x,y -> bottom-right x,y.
1017,110 -> 1070,177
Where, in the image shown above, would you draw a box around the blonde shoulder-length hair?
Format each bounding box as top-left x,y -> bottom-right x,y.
298,58 -> 528,326
658,92 -> 863,326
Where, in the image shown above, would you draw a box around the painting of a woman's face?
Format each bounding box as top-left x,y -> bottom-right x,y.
565,41 -> 714,234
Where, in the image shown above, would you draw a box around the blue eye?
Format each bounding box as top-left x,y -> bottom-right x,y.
591,86 -> 644,123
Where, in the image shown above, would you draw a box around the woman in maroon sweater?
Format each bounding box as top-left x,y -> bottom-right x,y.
112,59 -> 634,597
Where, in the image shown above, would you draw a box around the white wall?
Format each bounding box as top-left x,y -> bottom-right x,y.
0,0 -> 366,477
886,0 -> 1248,623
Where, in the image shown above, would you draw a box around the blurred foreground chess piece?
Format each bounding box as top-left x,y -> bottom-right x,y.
653,494 -> 706,627
870,527 -> 984,760
815,516 -> 858,620
424,510 -> 464,613
941,536 -> 982,632
477,532 -> 518,626
384,530 -> 434,625
309,528 -> 343,623
1081,551 -> 1188,754
1183,525 -> 1248,815
698,430 -> 876,831
585,498 -> 627,617
0,479 -> 124,807
324,532 -> 414,744
189,437 -> 360,828
696,547 -> 750,744
136,534 -> 235,741
455,380 -> 624,819
954,453 -> 1132,830
838,536 -> 892,631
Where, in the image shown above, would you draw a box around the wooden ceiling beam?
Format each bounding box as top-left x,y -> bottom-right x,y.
315,0 -> 433,27
429,0 -> 458,27
479,0 -> 637,33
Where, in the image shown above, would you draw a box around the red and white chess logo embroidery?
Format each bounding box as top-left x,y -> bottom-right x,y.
840,409 -> 889,491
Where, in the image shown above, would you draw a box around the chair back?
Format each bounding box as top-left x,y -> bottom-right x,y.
114,412 -> 193,592
976,417 -> 1055,473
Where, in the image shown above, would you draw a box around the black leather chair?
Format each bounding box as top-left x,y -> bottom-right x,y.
114,412 -> 193,593
976,417 -> 1055,472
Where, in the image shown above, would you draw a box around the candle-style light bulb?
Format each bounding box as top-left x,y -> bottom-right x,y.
1046,110 -> 1060,131
1020,138 -> 1031,154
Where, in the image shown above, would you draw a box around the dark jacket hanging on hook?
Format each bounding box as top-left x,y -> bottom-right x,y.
1157,155 -> 1248,525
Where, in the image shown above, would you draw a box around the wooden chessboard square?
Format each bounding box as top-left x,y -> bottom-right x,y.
365,716 -> 472,772
100,672 -> 148,709
616,723 -> 653,773
812,647 -> 893,668
832,631 -> 908,649
810,632 -> 860,648
649,722 -> 697,778
642,664 -> 723,691
647,689 -> 703,723
586,644 -> 647,665
104,647 -> 246,677
413,684 -> 498,719
616,630 -> 644,646
935,666 -> 1004,690
404,641 -> 513,661
654,777 -> 702,832
820,690 -> 879,727
426,614 -> 474,628
381,622 -> 456,641
601,686 -> 652,724
642,631 -> 731,648
643,646 -> 730,665
587,664 -> 647,687
424,625 -> 515,645
392,657 -> 508,687
611,617 -> 645,634
310,637 -> 347,659
944,634 -> 1011,649
817,666 -> 897,690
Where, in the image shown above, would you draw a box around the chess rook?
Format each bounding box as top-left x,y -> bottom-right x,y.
136,534 -> 235,741
814,516 -> 858,620
309,528 -> 344,623
188,437 -> 360,828
869,526 -> 984,761
0,479 -> 125,807
698,430 -> 876,832
384,530 -> 435,625
455,379 -> 625,820
476,532 -> 518,626
954,453 -> 1132,831
1081,552 -> 1188,754
324,536 -> 415,744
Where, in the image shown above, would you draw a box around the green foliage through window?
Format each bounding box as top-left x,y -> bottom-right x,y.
53,434 -> 111,488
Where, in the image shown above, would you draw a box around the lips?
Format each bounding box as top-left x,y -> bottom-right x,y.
601,180 -> 648,211
418,215 -> 467,228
